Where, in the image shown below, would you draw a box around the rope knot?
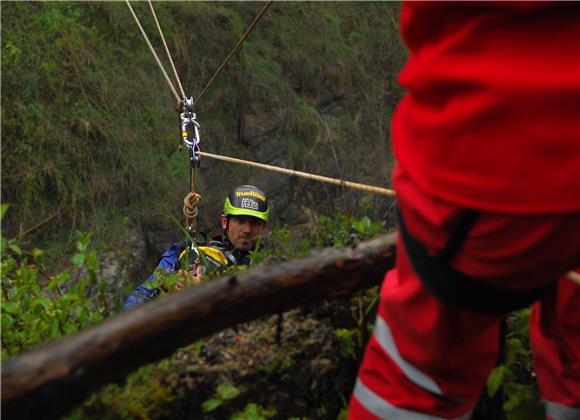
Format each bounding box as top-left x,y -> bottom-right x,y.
183,192 -> 201,228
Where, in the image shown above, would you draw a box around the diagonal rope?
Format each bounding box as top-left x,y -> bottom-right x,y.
568,271 -> 580,285
193,1 -> 273,106
197,151 -> 397,197
125,0 -> 180,101
147,0 -> 186,99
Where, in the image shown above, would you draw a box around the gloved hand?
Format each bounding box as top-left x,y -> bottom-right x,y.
175,265 -> 203,290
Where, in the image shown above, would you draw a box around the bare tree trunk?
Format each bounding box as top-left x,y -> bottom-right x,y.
1,233 -> 397,420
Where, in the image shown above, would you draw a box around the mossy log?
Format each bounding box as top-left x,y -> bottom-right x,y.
1,233 -> 397,420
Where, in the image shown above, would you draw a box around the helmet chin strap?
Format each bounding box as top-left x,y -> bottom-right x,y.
223,216 -> 231,243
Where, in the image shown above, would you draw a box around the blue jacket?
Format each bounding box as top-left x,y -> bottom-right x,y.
123,238 -> 251,311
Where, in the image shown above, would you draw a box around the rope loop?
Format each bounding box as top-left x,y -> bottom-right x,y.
183,191 -> 201,228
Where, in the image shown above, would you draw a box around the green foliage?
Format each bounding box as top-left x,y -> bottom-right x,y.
231,403 -> 276,420
335,328 -> 360,359
141,267 -> 180,293
2,2 -> 404,258
1,2 -> 186,241
1,210 -> 110,360
314,213 -> 386,249
486,310 -> 544,420
77,363 -> 175,420
246,210 -> 388,270
202,381 -> 241,413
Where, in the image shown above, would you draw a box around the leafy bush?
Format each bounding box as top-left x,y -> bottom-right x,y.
232,402 -> 276,420
335,328 -> 360,359
248,210 -> 387,268
486,309 -> 544,420
78,362 -> 175,420
1,205 -> 111,360
202,381 -> 241,413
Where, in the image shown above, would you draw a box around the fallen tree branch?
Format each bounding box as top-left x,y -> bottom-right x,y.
1,233 -> 397,419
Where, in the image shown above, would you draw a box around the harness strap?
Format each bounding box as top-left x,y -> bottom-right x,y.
397,207 -> 551,314
222,249 -> 239,266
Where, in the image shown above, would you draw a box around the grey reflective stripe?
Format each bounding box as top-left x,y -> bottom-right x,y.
545,400 -> 580,420
353,378 -> 473,420
353,378 -> 443,419
374,315 -> 442,395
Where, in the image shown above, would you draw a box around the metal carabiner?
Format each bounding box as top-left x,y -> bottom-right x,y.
179,96 -> 201,167
188,139 -> 201,168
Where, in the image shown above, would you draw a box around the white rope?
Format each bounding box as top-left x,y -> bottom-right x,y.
125,0 -> 180,101
567,271 -> 580,285
147,0 -> 186,99
194,1 -> 273,105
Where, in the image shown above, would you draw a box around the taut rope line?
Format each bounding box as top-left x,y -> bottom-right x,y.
147,0 -> 186,99
197,151 -> 396,197
126,1 -> 202,237
125,0 -> 180,101
193,1 -> 273,106
125,1 -> 394,198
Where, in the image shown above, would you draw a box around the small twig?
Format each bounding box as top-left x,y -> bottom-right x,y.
357,296 -> 364,327
20,210 -> 62,238
275,312 -> 283,346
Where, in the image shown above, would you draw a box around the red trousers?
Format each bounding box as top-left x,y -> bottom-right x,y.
349,169 -> 580,419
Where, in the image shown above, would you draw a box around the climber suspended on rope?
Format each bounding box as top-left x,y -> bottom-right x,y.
123,0 -> 389,314
124,185 -> 270,311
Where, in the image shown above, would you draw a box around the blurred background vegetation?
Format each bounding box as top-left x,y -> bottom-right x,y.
1,2 -> 405,260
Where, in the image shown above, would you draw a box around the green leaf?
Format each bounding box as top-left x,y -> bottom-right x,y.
233,403 -> 259,419
516,316 -> 531,339
2,301 -> 19,314
50,318 -> 60,338
2,314 -> 14,330
85,251 -> 99,271
201,398 -> 222,413
72,253 -> 85,268
0,204 -> 9,220
504,390 -> 523,411
32,248 -> 44,265
9,243 -> 22,255
217,382 -> 240,400
335,328 -> 357,358
232,403 -> 276,419
506,338 -> 528,366
487,365 -> 507,397
76,233 -> 92,252
47,273 -> 70,292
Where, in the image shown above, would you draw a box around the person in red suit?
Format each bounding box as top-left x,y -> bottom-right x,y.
349,2 -> 580,419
